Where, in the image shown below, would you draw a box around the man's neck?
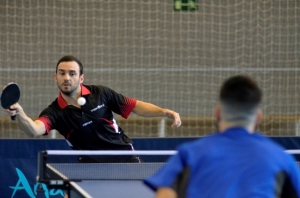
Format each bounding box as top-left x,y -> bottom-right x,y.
218,121 -> 255,134
61,87 -> 82,106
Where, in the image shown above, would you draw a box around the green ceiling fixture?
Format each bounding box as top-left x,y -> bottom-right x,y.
174,0 -> 197,11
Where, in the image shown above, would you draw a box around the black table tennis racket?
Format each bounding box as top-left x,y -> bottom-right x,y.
1,82 -> 20,120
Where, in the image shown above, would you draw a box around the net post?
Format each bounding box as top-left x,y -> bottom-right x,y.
37,150 -> 48,182
295,120 -> 300,136
50,130 -> 57,139
158,119 -> 166,137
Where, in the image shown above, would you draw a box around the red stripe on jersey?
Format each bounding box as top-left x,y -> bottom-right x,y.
57,92 -> 68,109
37,116 -> 52,134
99,118 -> 116,131
120,98 -> 137,119
81,84 -> 91,95
66,129 -> 74,140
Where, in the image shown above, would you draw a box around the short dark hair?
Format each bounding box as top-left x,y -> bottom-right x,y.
220,75 -> 262,121
56,55 -> 83,76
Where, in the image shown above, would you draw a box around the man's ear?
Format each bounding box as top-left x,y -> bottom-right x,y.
214,106 -> 221,122
255,109 -> 262,125
80,74 -> 85,83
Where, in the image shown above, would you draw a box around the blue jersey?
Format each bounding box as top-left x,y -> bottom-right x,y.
144,127 -> 300,198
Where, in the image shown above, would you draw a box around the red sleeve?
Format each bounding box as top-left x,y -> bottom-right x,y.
120,98 -> 137,119
37,116 -> 52,134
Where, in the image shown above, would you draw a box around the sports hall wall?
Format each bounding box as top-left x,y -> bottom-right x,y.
1,1 -> 300,138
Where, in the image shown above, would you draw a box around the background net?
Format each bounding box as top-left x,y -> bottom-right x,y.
1,0 -> 300,138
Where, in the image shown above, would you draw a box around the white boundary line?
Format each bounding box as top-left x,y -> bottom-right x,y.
45,150 -> 177,155
46,164 -> 68,180
285,150 -> 300,154
45,150 -> 300,155
69,181 -> 93,198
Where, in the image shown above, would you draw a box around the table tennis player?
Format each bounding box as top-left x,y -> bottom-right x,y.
144,75 -> 300,198
4,55 -> 181,163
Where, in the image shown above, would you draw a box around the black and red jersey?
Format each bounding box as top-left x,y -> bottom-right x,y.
38,84 -> 137,150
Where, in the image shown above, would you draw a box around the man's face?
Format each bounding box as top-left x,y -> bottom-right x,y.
55,61 -> 84,96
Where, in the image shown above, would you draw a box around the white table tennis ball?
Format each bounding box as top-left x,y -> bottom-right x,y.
77,97 -> 86,106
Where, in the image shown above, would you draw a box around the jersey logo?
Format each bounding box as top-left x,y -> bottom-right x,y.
90,104 -> 105,112
82,120 -> 93,127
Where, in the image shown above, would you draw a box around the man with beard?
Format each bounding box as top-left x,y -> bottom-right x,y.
4,55 -> 181,163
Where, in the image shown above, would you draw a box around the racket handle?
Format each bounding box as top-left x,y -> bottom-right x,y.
9,108 -> 17,120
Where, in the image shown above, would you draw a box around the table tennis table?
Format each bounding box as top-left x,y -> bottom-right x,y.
37,149 -> 300,198
37,150 -> 175,198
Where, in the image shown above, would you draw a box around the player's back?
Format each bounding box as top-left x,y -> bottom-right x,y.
182,127 -> 300,198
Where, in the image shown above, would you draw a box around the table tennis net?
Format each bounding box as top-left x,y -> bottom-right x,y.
37,150 -> 173,182
44,163 -> 165,181
37,150 -> 300,183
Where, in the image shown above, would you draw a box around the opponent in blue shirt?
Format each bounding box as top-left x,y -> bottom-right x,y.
144,75 -> 300,198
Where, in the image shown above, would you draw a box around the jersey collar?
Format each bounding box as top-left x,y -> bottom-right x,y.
57,84 -> 91,109
222,127 -> 252,136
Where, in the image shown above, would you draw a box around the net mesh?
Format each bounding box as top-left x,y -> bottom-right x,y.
46,163 -> 165,180
1,0 -> 300,138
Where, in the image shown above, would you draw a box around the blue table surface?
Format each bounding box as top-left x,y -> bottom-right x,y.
72,180 -> 154,198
